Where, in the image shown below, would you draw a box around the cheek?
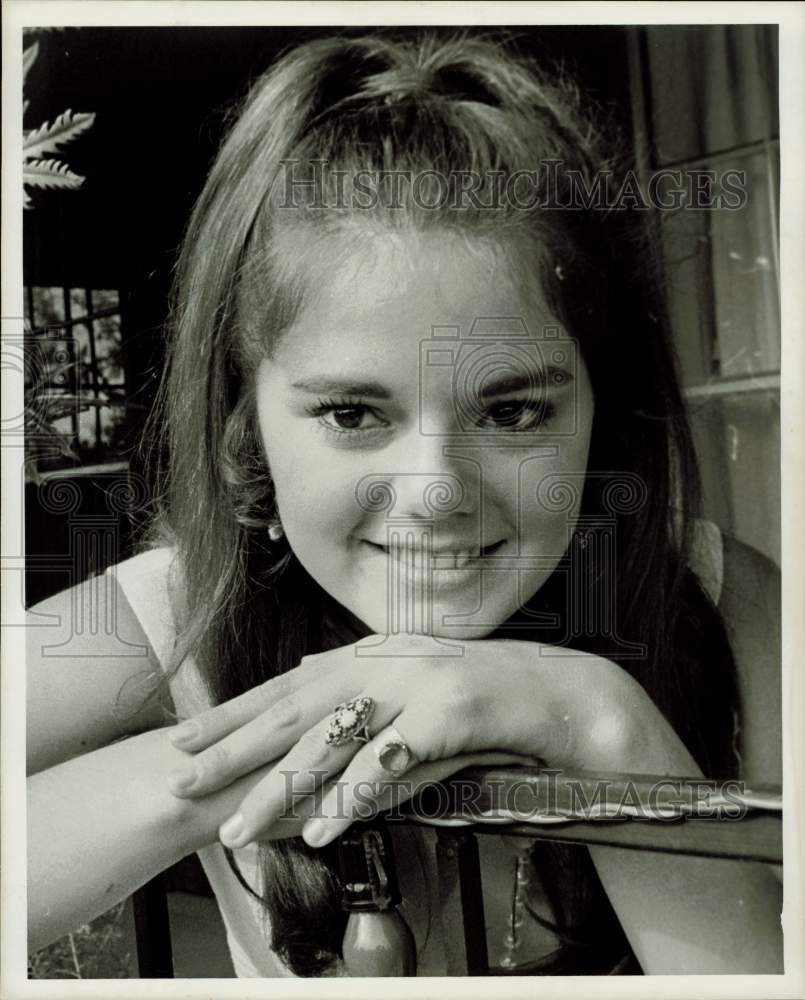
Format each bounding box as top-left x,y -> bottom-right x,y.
266,448 -> 356,541
257,421 -> 361,557
513,426 -> 593,554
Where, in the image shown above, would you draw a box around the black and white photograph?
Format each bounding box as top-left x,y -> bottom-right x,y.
2,1 -> 803,994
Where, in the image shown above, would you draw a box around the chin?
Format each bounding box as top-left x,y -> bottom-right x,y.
353,595 -> 511,643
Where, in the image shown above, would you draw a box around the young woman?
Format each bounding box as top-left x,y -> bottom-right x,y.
27,32 -> 783,977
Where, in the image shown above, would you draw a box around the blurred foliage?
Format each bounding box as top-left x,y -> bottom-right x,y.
25,287 -> 128,480
28,903 -> 132,979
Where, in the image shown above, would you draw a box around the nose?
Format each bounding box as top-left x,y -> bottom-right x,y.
357,430 -> 480,523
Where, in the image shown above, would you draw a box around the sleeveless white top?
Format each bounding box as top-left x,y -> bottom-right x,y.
106,521 -> 724,977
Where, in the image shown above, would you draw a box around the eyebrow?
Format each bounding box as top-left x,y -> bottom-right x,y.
478,368 -> 573,398
289,378 -> 392,398
289,367 -> 572,400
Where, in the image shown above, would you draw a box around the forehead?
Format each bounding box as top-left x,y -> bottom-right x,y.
264,225 -> 565,373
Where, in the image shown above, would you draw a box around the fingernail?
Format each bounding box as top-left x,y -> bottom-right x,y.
168,720 -> 199,747
303,819 -> 329,847
166,762 -> 197,794
219,812 -> 247,847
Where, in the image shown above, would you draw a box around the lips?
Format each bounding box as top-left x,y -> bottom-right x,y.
364,539 -> 504,569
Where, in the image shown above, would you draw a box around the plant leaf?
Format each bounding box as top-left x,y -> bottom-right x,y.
23,159 -> 85,191
24,110 -> 95,161
23,43 -> 39,82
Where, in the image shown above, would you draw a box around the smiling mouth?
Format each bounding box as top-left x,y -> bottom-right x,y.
364,539 -> 505,569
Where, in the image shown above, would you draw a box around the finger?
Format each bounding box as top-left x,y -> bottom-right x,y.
303,747 -> 533,846
166,650 -> 342,751
246,782 -> 331,842
166,669 -> 362,797
299,720 -> 420,845
217,728 -> 354,848
167,630 -> 418,752
294,683 -> 523,846
224,778 -> 346,843
217,692 -> 400,848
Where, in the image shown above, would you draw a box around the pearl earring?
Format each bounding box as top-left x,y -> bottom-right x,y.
268,519 -> 285,542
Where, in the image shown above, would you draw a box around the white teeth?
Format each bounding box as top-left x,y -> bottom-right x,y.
402,549 -> 479,568
371,542 -> 495,569
437,550 -> 477,569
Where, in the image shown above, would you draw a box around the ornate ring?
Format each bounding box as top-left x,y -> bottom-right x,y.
324,696 -> 374,746
373,725 -> 415,775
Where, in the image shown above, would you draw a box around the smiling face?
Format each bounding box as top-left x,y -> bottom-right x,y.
252,227 -> 594,640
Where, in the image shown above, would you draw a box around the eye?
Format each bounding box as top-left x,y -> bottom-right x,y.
480,398 -> 555,431
305,397 -> 389,436
325,405 -> 373,431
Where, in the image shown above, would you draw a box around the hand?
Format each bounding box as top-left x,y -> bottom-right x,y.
165,633 -> 691,848
166,633 -> 548,847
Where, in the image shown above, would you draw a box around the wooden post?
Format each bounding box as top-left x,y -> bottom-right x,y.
131,873 -> 174,977
435,829 -> 489,976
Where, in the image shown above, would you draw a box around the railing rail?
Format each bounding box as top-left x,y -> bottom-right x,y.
131,766 -> 783,977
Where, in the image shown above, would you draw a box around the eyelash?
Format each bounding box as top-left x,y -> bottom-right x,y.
304,396 -> 557,437
305,397 -> 390,437
479,399 -> 556,432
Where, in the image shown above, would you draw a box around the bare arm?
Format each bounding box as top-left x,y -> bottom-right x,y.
27,724 -> 279,951
30,728 -> 189,950
26,577 -> 171,775
26,575 -> 269,949
27,575 -> 180,947
588,746 -> 783,973
588,536 -> 783,973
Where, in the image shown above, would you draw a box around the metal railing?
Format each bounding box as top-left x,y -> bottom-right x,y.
130,766 -> 783,978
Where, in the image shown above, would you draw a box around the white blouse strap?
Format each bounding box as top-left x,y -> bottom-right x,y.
105,547 -> 178,670
689,518 -> 724,606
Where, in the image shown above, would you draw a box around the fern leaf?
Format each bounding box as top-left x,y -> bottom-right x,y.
24,111 -> 96,161
23,43 -> 39,82
23,159 -> 85,191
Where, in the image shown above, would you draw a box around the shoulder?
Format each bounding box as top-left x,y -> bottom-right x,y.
719,532 -> 779,613
718,533 -> 781,784
105,546 -> 184,666
108,545 -> 179,597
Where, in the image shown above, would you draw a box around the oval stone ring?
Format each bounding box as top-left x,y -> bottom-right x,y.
324,696 -> 374,746
373,725 -> 415,775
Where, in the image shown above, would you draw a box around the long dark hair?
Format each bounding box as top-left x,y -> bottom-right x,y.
149,32 -> 740,975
